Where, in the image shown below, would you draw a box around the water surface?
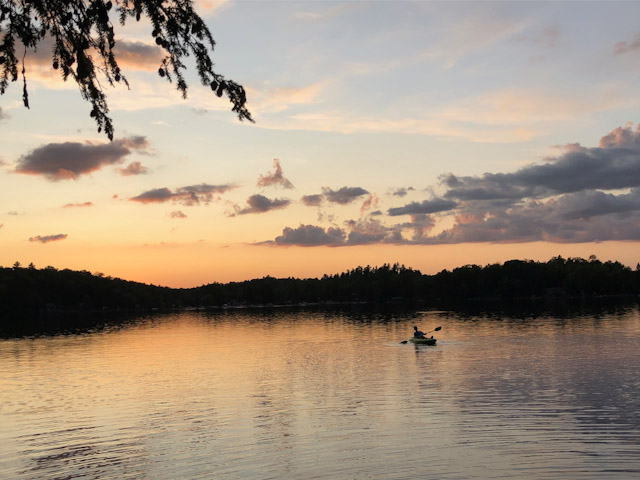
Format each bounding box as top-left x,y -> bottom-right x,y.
1,307 -> 639,479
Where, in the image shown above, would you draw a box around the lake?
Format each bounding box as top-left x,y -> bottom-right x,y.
1,305 -> 639,479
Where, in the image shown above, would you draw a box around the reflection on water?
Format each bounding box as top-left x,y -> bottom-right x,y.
1,306 -> 639,479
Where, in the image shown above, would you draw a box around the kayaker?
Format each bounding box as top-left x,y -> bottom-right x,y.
413,326 -> 426,339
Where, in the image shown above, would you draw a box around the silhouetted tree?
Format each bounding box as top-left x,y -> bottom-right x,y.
0,0 -> 252,139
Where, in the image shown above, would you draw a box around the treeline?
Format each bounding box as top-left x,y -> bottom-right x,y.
1,257 -> 639,320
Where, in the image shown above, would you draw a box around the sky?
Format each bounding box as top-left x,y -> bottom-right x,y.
1,0 -> 640,288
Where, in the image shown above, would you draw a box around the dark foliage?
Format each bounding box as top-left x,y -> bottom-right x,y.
1,257 -> 639,331
0,0 -> 252,139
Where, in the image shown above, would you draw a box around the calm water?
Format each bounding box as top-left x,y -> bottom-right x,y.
1,306 -> 640,479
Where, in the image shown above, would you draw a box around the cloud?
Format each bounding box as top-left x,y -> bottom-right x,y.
390,187 -> 414,197
62,202 -> 94,208
263,123 -> 640,247
260,110 -> 538,143
442,123 -> 640,203
301,194 -> 323,206
7,211 -> 19,215
130,183 -> 237,205
29,234 -> 68,244
293,3 -> 358,21
614,34 -> 640,55
130,187 -> 175,204
424,190 -> 640,245
516,26 -> 561,49
112,40 -> 164,71
248,81 -> 328,114
343,218 -> 401,245
235,194 -> 291,215
274,224 -> 346,246
0,106 -> 7,120
169,210 -> 187,219
257,158 -> 294,189
388,198 -> 458,216
195,0 -> 232,13
322,186 -> 369,205
15,136 -> 150,181
118,161 -> 149,176
269,218 -> 406,247
360,194 -> 379,216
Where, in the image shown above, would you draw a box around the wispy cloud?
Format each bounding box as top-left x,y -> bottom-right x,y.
248,81 -> 328,115
118,161 -> 149,176
169,210 -> 188,219
614,33 -> 640,55
62,202 -> 94,208
130,183 -> 237,205
29,234 -> 68,244
293,3 -> 359,21
257,159 -> 294,189
258,111 -> 538,143
195,0 -> 233,13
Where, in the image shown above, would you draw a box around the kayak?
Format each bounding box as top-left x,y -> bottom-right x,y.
409,337 -> 437,345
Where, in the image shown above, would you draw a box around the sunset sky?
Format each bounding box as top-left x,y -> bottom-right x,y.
2,1 -> 640,288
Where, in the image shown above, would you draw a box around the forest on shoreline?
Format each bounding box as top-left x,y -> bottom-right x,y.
2,257 -> 639,327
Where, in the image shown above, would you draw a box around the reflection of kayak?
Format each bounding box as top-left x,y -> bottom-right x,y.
409,337 -> 437,345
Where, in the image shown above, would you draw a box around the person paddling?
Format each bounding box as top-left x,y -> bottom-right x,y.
413,326 -> 426,339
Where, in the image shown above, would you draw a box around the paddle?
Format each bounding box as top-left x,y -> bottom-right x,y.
400,326 -> 441,344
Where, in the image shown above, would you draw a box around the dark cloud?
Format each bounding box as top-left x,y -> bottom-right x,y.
118,161 -> 149,176
15,136 -> 150,181
301,194 -> 323,206
344,218 -> 399,245
442,124 -> 640,203
7,211 -> 19,215
130,187 -> 175,204
322,186 -> 369,205
29,234 -> 68,243
425,192 -> 640,245
388,198 -> 457,216
274,224 -> 346,246
555,189 -> 640,220
62,202 -> 94,208
130,183 -> 237,205
169,210 -> 187,219
257,158 -> 294,189
263,124 -> 640,247
270,219 -> 406,247
390,187 -> 414,197
236,194 -> 291,215
614,34 -> 640,55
